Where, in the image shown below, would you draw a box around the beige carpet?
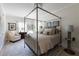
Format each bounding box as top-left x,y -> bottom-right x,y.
0,40 -> 34,56
0,39 -> 79,56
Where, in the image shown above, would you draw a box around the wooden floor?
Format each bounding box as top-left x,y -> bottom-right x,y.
0,39 -> 79,56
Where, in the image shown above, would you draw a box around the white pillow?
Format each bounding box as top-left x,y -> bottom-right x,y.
27,30 -> 33,34
43,28 -> 55,35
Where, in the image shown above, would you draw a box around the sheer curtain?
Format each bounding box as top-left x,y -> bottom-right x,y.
18,22 -> 27,32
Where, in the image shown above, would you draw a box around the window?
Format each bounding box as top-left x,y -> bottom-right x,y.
18,22 -> 27,32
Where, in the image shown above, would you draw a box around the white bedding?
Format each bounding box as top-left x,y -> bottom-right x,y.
25,32 -> 60,55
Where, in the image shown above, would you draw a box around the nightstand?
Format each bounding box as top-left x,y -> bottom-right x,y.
19,32 -> 27,39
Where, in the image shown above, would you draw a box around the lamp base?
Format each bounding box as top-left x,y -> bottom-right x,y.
64,48 -> 75,55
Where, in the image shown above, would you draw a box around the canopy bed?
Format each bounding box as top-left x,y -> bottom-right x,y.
24,3 -> 62,56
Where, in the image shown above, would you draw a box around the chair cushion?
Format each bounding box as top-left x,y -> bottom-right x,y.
6,31 -> 20,41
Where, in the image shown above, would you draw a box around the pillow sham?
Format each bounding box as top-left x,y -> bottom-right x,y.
43,28 -> 55,35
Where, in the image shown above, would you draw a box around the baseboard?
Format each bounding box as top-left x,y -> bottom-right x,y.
9,39 -> 22,43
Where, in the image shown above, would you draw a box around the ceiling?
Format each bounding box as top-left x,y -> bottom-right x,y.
3,3 -> 75,18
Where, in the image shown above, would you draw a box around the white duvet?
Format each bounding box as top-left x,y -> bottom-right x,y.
25,32 -> 60,54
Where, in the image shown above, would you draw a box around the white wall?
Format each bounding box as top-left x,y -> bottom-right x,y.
0,9 -> 24,49
54,4 -> 79,49
0,4 -> 6,49
6,15 -> 24,32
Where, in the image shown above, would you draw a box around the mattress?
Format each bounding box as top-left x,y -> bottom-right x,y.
24,33 -> 60,55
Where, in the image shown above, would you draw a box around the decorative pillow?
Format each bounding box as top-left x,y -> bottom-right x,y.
55,29 -> 60,34
40,31 -> 43,34
43,28 -> 55,35
47,32 -> 50,35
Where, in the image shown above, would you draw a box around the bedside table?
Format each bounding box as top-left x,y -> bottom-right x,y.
19,32 -> 27,39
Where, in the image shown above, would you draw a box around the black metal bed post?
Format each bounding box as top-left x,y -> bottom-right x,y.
59,18 -> 62,47
24,3 -> 62,55
36,3 -> 39,56
24,17 -> 26,48
24,17 -> 26,33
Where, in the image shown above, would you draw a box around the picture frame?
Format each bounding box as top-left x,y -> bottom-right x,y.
8,23 -> 16,31
47,22 -> 53,28
53,21 -> 59,27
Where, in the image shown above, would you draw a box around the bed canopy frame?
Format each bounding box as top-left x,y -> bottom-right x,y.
24,3 -> 62,55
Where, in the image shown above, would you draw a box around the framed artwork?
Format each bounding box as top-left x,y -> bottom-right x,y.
47,22 -> 51,27
47,22 -> 53,28
27,24 -> 34,31
8,23 -> 16,31
53,21 -> 59,27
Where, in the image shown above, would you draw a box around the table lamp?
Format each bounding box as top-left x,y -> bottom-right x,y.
64,25 -> 75,55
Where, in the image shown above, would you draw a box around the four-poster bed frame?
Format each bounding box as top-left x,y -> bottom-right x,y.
24,3 -> 62,56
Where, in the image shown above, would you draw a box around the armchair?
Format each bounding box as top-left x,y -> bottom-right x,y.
6,31 -> 21,42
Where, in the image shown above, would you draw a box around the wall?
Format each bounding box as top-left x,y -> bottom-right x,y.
6,15 -> 24,32
54,4 -> 79,49
0,4 -> 6,49
0,12 -> 24,49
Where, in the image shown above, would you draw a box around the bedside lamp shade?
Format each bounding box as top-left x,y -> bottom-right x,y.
67,25 -> 74,32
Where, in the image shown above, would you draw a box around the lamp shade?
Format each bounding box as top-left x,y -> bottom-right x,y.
67,25 -> 74,32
